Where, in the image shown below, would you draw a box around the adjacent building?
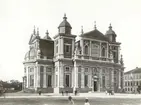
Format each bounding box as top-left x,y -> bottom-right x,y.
124,67 -> 141,93
23,14 -> 124,93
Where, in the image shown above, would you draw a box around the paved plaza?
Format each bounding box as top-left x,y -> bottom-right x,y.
0,92 -> 141,105
1,92 -> 141,99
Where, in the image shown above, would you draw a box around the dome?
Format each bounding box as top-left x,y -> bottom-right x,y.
58,14 -> 72,29
43,30 -> 52,40
29,48 -> 36,59
24,48 -> 36,60
24,51 -> 29,60
105,24 -> 116,36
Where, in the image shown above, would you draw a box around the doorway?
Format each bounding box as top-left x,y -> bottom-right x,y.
94,81 -> 97,91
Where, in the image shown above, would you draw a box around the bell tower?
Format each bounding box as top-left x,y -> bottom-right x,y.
53,14 -> 76,93
105,24 -> 117,42
58,13 -> 72,34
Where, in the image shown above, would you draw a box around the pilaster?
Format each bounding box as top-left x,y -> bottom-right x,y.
98,67 -> 101,92
100,42 -> 101,57
89,41 -> 92,59
43,66 -> 47,88
118,69 -> 121,89
89,69 -> 92,88
81,39 -> 84,59
107,43 -> 109,58
118,46 -> 120,64
37,66 -> 40,87
99,67 -> 102,90
60,37 -> 64,58
74,63 -> 78,90
59,65 -> 64,88
72,39 -> 75,56
34,66 -> 37,90
111,69 -> 114,89
26,66 -> 29,88
81,67 -> 84,88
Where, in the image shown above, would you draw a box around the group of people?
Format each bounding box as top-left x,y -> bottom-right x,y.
68,96 -> 90,105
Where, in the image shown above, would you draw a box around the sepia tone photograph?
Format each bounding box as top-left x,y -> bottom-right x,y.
0,0 -> 141,105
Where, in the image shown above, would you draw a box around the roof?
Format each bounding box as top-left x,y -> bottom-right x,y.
58,14 -> 72,29
124,67 -> 141,74
39,39 -> 54,59
105,24 -> 116,36
80,29 -> 109,42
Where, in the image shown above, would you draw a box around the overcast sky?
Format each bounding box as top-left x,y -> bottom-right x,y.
0,0 -> 141,81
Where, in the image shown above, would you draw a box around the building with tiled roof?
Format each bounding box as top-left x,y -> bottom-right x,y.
124,67 -> 141,93
23,14 -> 124,93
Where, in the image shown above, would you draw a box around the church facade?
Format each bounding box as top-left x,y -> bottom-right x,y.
23,14 -> 124,93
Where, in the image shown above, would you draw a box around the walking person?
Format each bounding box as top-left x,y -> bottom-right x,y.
84,98 -> 90,105
68,96 -> 74,105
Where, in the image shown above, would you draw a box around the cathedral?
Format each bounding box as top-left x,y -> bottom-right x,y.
23,14 -> 124,93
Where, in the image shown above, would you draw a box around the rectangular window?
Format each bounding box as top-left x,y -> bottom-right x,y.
65,45 -> 70,53
48,75 -> 52,87
78,73 -> 81,88
66,75 -> 70,87
84,75 -> 88,87
29,75 -> 34,86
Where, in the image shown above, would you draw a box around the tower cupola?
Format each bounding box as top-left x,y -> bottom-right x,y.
105,24 -> 117,42
58,14 -> 72,34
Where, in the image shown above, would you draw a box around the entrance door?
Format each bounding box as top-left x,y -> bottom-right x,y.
94,81 -> 97,91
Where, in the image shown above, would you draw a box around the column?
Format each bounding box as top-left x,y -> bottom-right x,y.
118,69 -> 121,89
99,67 -> 103,91
81,39 -> 84,59
37,66 -> 40,87
74,63 -> 78,91
111,69 -> 114,90
72,39 -> 74,56
89,41 -> 92,59
107,43 -> 109,59
89,69 -> 92,88
26,66 -> 29,88
59,65 -> 64,88
60,37 -> 64,58
58,37 -> 61,58
43,67 -> 47,88
52,68 -> 55,88
99,42 -> 101,57
118,46 -> 120,64
81,67 -> 84,88
98,67 -> 101,92
54,63 -> 59,93
34,66 -> 37,91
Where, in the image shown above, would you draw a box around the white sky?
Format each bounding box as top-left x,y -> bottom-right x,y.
0,0 -> 141,82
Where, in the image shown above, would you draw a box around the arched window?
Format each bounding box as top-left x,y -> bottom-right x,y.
101,47 -> 105,57
84,45 -> 88,55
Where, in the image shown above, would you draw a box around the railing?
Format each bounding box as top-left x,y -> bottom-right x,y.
74,54 -> 112,62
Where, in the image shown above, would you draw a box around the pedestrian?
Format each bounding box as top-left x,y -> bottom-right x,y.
61,91 -> 64,96
105,90 -> 107,95
84,98 -> 90,105
74,89 -> 77,96
38,89 -> 42,95
68,96 -> 74,105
